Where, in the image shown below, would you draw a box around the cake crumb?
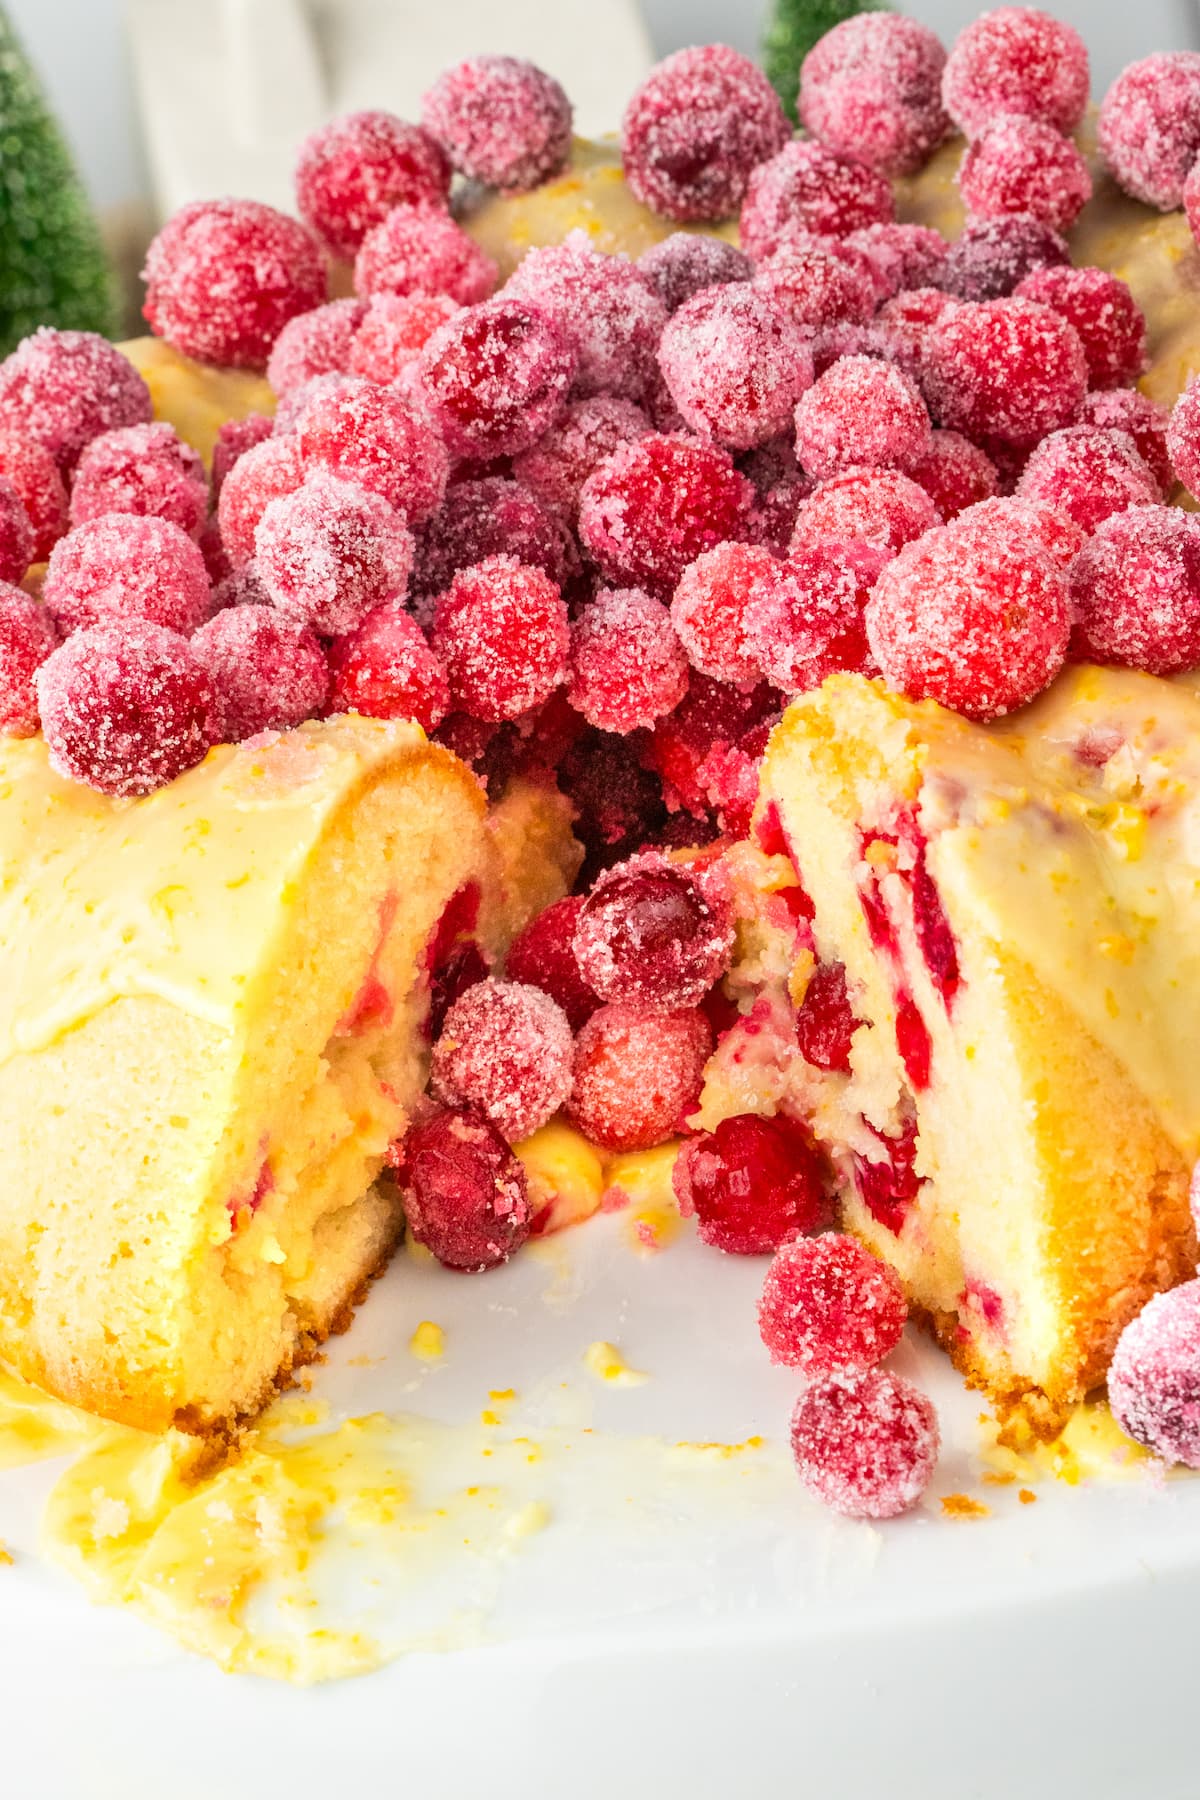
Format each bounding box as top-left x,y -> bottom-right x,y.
409,1320 -> 445,1362
940,1493 -> 990,1519
584,1340 -> 648,1386
1018,1488 -> 1038,1505
982,1470 -> 1016,1486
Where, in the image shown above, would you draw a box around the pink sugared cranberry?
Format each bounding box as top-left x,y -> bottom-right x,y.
210,413 -> 275,499
1186,152 -> 1200,251
621,45 -> 790,222
657,282 -> 813,451
192,605 -> 328,739
958,114 -> 1091,232
790,467 -> 941,557
421,55 -> 572,193
44,514 -> 210,636
673,1111 -> 829,1254
295,111 -> 451,260
511,396 -> 651,523
1099,52 -> 1200,210
216,434 -> 305,568
941,213 -> 1070,303
1069,505 -> 1200,674
568,1002 -> 712,1152
845,222 -> 949,298
297,377 -> 448,524
266,298 -> 367,396
908,430 -> 999,519
69,421 -> 208,539
505,895 -> 600,1031
574,849 -> 734,1010
866,513 -> 1070,719
1167,375 -> 1200,501
637,234 -> 753,313
956,493 -> 1083,569
414,476 -> 574,599
272,372 -> 358,436
1109,1279 -> 1200,1466
142,200 -> 326,371
328,600 -> 450,730
431,553 -> 568,720
794,355 -> 932,482
0,585 -> 57,734
1015,424 -> 1159,534
0,477 -> 33,584
0,329 -> 151,472
36,618 -> 220,795
740,141 -> 895,260
942,8 -> 1089,138
503,233 -> 667,402
392,1105 -> 531,1271
255,472 -> 414,636
924,296 -> 1086,452
567,587 -> 689,733
790,1367 -> 939,1518
431,977 -> 573,1142
353,203 -> 498,305
795,960 -> 858,1073
745,539 -> 884,693
671,540 -> 778,686
1079,389 -> 1172,495
644,671 -> 780,817
799,14 -> 950,177
0,431 -> 67,560
753,238 -> 876,333
415,296 -> 577,460
578,433 -> 756,598
347,292 -> 460,386
1016,265 -> 1147,393
759,1233 -> 907,1373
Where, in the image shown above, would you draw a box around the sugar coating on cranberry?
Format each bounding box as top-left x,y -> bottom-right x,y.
511,396 -> 651,523
567,587 -> 689,732
503,234 -> 667,403
1069,505 -> 1200,674
790,1367 -> 939,1519
45,514 -> 210,637
741,140 -> 895,261
0,329 -> 152,472
637,234 -> 753,313
266,299 -> 367,396
1108,1279 -> 1200,1466
328,600 -> 449,730
794,355 -> 932,483
941,213 -> 1070,304
394,1105 -> 530,1271
578,432 -> 755,598
644,671 -> 779,817
908,430 -> 999,520
958,114 -> 1091,233
866,515 -> 1070,719
70,421 -> 208,540
421,55 -> 571,193
845,223 -> 949,299
671,540 -> 778,685
272,372 -> 359,437
0,476 -> 33,585
1167,375 -> 1200,501
192,604 -> 328,740
414,476 -> 574,600
800,13 -> 950,177
297,377 -> 448,524
1014,266 -> 1147,396
925,296 -> 1086,452
347,292 -> 460,386
295,111 -> 450,261
504,895 -> 600,1031
759,1233 -> 907,1373
568,1002 -> 711,1152
956,493 -> 1084,569
211,413 -> 275,499
0,584 -> 57,734
1098,52 -> 1200,210
753,239 -> 877,334
416,296 -> 577,461
657,282 -> 813,452
255,472 -> 413,636
942,8 -> 1089,138
1185,153 -> 1200,253
795,959 -> 858,1073
217,434 -> 306,568
0,430 -> 67,561
36,619 -> 220,796
432,553 -> 568,720
209,562 -> 271,615
746,539 -> 884,693
431,977 -> 573,1142
573,849 -> 733,1011
1016,424 -> 1159,535
790,466 -> 941,558
1079,390 -> 1171,497
621,44 -> 790,223
354,203 -> 498,306
673,1111 -> 829,1254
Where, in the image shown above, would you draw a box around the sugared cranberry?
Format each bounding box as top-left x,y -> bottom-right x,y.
568,1002 -> 712,1151
941,213 -> 1070,303
0,585 -> 57,734
218,433 -> 310,574
1109,1279 -> 1200,1466
559,727 -> 668,869
0,431 -> 67,560
44,514 -> 210,636
1016,424 -> 1158,535
621,45 -> 790,222
795,960 -> 858,1073
1069,505 -> 1200,674
753,238 -> 876,333
69,421 -> 208,539
328,600 -> 450,729
740,141 -> 895,260
353,203 -> 498,305
511,397 -> 651,524
637,234 -> 753,313
347,292 -> 460,386
255,472 -> 413,636
1079,389 -> 1172,495
1099,52 -> 1200,210
924,296 -> 1086,452
0,329 -> 151,471
794,355 -> 932,483
431,977 -> 573,1142
1185,152 -> 1200,252
959,494 -> 1085,570
958,114 -> 1091,232
799,13 -> 949,176
297,377 -> 448,525
295,111 -> 451,260
266,299 -> 367,395
657,282 -> 813,451
846,223 -> 949,298
36,619 -> 220,795
0,477 -> 33,585
790,467 -> 941,558
578,433 -> 755,598
414,476 -> 574,600
393,1105 -> 530,1272
505,895 -> 601,1031
746,539 -> 883,693
416,296 -> 577,460
908,429 -> 999,519
573,849 -> 733,1011
1167,375 -> 1200,501
192,605 -> 328,739
760,1233 -> 907,1373
421,55 -> 572,193
942,8 -> 1089,137
567,587 -> 689,733
431,553 -> 568,720
503,233 -> 667,402
1016,266 -> 1147,393
272,371 -> 359,436
199,517 -> 232,588
643,672 -> 780,816
671,540 -> 777,686
673,1111 -> 828,1254
143,200 -> 325,371
866,513 -> 1070,719
210,413 -> 275,499
790,1368 -> 939,1518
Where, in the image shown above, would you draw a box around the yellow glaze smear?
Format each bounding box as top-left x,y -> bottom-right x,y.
117,336 -> 275,464
409,1320 -> 445,1363
514,1124 -> 683,1249
583,1341 -> 649,1387
980,1398 -> 1150,1487
0,1367 -> 103,1470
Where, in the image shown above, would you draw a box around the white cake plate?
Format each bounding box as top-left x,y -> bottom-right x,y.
2,1206 -> 1195,1800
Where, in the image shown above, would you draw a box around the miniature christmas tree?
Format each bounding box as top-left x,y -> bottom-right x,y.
762,0 -> 890,125
0,9 -> 118,354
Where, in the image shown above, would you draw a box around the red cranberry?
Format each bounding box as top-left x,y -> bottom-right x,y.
297,377 -> 448,525
69,421 -> 208,539
671,540 -> 778,686
657,282 -> 814,450
1069,505 -> 1200,674
853,1117 -> 923,1234
0,430 -> 67,560
353,203 -> 498,306
1099,52 -> 1200,210
558,728 -> 668,871
1016,265 -> 1148,393
794,355 -> 932,482
924,296 -> 1086,453
1168,375 -> 1200,501
421,56 -> 572,192
790,1368 -> 939,1519
943,8 -> 1089,137
255,472 -> 414,636
847,223 -> 948,297
0,584 -> 57,735
673,1111 -> 829,1254
414,476 -> 575,599
567,587 -> 689,733
568,1002 -> 712,1151
745,539 -> 884,693
392,1105 -> 531,1272
328,600 -> 450,730
578,433 -> 756,599
431,977 -> 573,1142
740,141 -> 895,260
958,114 -> 1091,232
790,467 -> 941,558
294,110 -> 451,260
503,233 -> 667,402
347,292 -> 460,386
1109,1279 -> 1200,1466
643,672 -> 779,816
573,849 -> 734,1011
0,329 -> 151,472
0,476 -> 33,584
217,434 -> 306,568
44,514 -> 210,636
752,237 -> 877,334
511,396 -> 651,523
1015,424 -> 1159,535
415,297 -> 577,461
265,298 -> 367,395
431,553 -> 568,721
637,234 -> 753,313
210,413 -> 275,499
759,1232 -> 907,1373
800,14 -> 949,176
795,961 -> 858,1073
192,605 -> 328,739
505,895 -> 600,1031
941,213 -> 1070,303
908,430 -> 999,519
